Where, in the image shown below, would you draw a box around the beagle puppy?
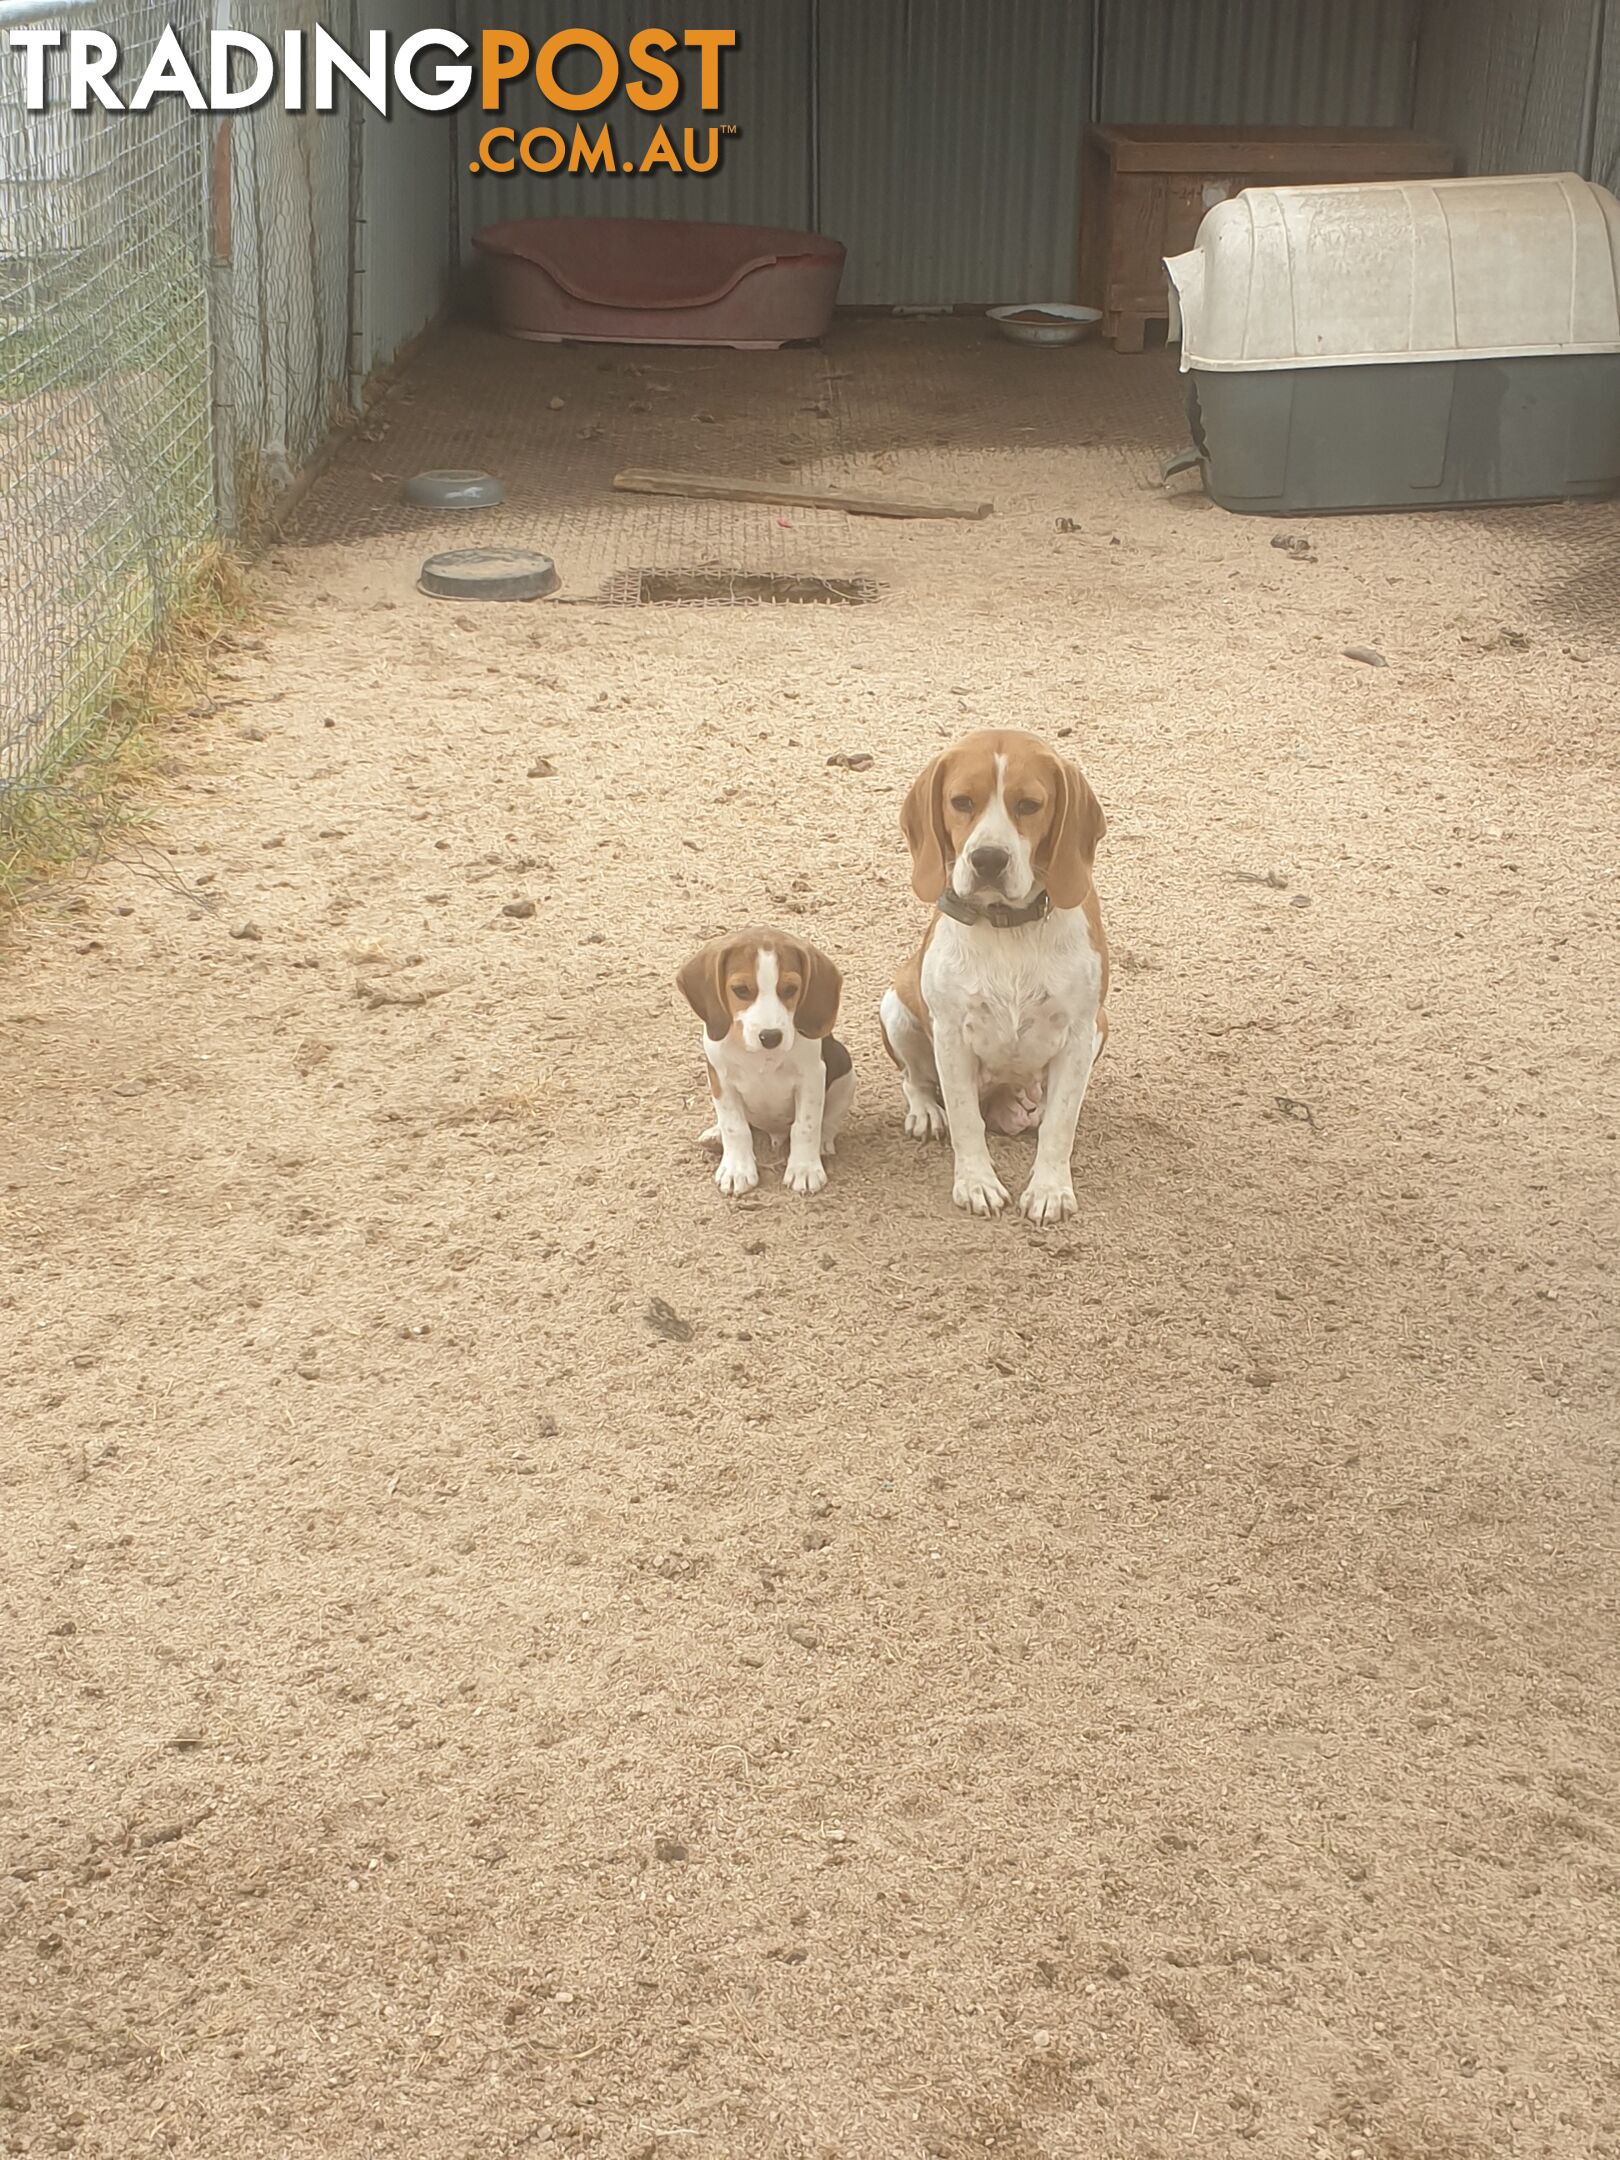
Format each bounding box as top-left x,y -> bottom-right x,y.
879,728 -> 1108,1224
678,930 -> 853,1197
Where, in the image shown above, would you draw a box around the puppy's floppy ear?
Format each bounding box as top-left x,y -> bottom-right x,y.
1040,755 -> 1106,910
791,939 -> 842,1038
676,937 -> 734,1042
900,755 -> 951,903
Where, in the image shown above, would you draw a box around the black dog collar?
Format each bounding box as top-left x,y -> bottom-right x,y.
936,888 -> 1052,930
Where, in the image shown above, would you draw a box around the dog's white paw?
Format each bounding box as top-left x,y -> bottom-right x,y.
784,1157 -> 828,1196
904,1093 -> 947,1141
1019,1175 -> 1076,1226
952,1165 -> 1009,1217
715,1157 -> 758,1197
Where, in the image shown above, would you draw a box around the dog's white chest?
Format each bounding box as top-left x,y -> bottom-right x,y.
705,1039 -> 800,1137
927,918 -> 1100,1084
962,983 -> 1071,1079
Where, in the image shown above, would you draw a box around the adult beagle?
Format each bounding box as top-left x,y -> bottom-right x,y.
879,728 -> 1108,1224
678,930 -> 853,1197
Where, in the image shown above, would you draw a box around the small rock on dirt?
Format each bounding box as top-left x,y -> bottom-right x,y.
112,1081 -> 146,1098
1342,644 -> 1387,667
827,751 -> 874,771
229,921 -> 264,941
527,758 -> 557,778
786,1625 -> 820,1651
653,1836 -> 688,1863
1271,533 -> 1313,557
502,899 -> 536,919
548,396 -> 564,411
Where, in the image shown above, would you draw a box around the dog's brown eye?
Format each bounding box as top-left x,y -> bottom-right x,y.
950,794 -> 974,814
1015,798 -> 1041,817
730,982 -> 754,1002
780,979 -> 801,1001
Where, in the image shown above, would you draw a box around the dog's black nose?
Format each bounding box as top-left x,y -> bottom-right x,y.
970,845 -> 1010,882
758,1028 -> 783,1049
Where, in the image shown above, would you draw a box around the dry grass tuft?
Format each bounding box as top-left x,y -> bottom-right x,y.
0,545 -> 253,914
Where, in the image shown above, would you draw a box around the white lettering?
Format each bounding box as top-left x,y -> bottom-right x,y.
7,28 -> 60,112
395,28 -> 470,112
129,25 -> 206,111
69,30 -> 122,112
210,29 -> 273,111
312,25 -> 388,113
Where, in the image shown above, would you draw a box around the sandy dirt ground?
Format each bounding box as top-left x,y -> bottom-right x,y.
2,324 -> 1618,2160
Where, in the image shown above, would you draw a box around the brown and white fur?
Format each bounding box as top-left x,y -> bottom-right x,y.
879,729 -> 1108,1225
678,931 -> 853,1197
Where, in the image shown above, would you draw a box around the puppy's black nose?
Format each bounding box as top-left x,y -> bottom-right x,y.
758,1028 -> 783,1049
970,844 -> 1010,882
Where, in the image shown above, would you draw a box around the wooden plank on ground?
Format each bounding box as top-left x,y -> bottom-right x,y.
611,468 -> 993,522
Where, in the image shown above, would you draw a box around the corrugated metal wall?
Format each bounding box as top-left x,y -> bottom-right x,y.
454,1 -> 1425,306
458,0 -> 811,246
1589,6 -> 1620,191
359,0 -> 455,377
1101,0 -> 1420,126
226,1 -> 351,495
1413,0 -> 1602,174
817,0 -> 1095,305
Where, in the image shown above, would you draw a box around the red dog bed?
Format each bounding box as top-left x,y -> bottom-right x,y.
474,216 -> 846,349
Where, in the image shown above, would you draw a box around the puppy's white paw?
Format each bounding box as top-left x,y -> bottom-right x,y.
715,1157 -> 759,1197
952,1165 -> 1009,1217
784,1157 -> 828,1196
904,1093 -> 947,1141
984,1083 -> 1045,1137
1020,1175 -> 1076,1226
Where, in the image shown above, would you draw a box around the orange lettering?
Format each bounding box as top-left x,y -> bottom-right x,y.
682,29 -> 735,109
570,123 -> 615,172
519,126 -> 566,172
479,30 -> 528,112
684,126 -> 721,173
626,27 -> 679,111
536,28 -> 619,111
640,122 -> 681,172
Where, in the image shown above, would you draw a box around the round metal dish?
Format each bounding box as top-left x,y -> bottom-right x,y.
418,547 -> 559,603
988,304 -> 1102,348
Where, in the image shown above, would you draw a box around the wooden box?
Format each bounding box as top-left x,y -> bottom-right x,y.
1079,125 -> 1458,352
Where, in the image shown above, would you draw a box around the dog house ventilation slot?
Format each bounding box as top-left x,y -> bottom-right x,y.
596,567 -> 880,607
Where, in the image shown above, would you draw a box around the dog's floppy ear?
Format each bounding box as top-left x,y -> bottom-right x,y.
1040,754 -> 1106,909
676,937 -> 735,1042
900,754 -> 951,903
792,939 -> 842,1038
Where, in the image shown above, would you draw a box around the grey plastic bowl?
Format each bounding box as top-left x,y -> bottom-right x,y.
404,468 -> 505,510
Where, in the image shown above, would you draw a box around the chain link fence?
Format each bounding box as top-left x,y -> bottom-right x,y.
0,0 -> 215,812
0,0 -> 368,844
